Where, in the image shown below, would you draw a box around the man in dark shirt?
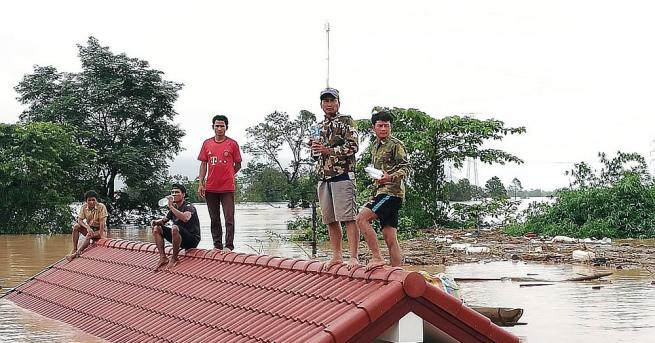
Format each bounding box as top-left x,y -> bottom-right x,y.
151,183 -> 201,270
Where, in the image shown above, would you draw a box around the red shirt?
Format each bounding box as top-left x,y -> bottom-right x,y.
198,137 -> 242,193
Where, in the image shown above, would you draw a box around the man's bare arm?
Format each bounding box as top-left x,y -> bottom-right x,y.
198,161 -> 208,198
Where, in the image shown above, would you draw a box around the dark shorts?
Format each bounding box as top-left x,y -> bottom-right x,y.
365,194 -> 403,229
161,225 -> 200,249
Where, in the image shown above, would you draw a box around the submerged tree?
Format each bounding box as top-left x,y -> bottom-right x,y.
15,37 -> 184,204
508,177 -> 523,199
485,176 -> 508,200
0,122 -> 95,233
242,110 -> 318,206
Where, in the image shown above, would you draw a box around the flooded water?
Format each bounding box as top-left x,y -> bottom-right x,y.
0,203 -> 313,342
431,262 -> 654,343
2,203 -> 655,342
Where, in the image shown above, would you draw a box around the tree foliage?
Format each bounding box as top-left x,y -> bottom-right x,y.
239,162 -> 290,203
566,151 -> 651,188
506,151 -> 655,238
356,107 -> 525,228
242,110 -> 318,207
0,122 -> 95,233
443,178 -> 486,201
485,176 -> 508,200
508,177 -> 523,199
15,37 -> 184,207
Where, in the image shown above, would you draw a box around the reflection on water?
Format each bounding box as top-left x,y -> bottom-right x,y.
2,204 -> 655,342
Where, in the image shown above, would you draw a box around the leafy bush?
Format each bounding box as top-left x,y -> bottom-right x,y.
288,212 -> 328,242
288,206 -> 426,242
505,153 -> 655,239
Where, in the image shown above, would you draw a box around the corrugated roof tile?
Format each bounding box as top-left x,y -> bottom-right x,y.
4,239 -> 518,342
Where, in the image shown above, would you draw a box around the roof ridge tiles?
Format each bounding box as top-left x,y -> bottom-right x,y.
269,257 -> 292,269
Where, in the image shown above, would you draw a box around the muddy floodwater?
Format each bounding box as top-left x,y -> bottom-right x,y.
2,203 -> 655,342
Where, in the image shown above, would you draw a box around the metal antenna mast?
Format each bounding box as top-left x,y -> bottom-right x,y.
325,22 -> 330,88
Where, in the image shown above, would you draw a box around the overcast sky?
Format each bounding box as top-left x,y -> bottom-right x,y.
2,0 -> 655,190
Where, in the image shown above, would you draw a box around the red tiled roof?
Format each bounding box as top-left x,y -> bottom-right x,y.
5,239 -> 519,343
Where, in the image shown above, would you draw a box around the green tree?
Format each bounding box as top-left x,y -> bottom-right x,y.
0,122 -> 95,233
508,177 -> 523,199
239,162 -> 290,202
566,151 -> 651,189
485,176 -> 508,200
444,178 -> 474,201
471,184 -> 486,200
506,151 -> 655,238
357,107 -> 524,228
15,37 -> 184,207
242,110 -> 318,206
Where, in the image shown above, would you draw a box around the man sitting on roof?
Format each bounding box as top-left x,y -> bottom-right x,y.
66,190 -> 107,261
151,183 -> 201,270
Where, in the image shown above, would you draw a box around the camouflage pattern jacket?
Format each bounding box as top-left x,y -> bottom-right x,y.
314,114 -> 359,180
370,136 -> 410,199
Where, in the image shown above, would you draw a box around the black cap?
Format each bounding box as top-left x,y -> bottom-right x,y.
320,88 -> 339,100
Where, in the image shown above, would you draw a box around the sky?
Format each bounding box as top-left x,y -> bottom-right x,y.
2,0 -> 655,191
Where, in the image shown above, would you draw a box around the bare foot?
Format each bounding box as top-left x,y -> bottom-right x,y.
224,248 -> 233,253
212,247 -> 223,254
166,257 -> 179,270
346,258 -> 360,270
322,259 -> 344,271
365,258 -> 385,271
65,251 -> 79,262
154,257 -> 168,271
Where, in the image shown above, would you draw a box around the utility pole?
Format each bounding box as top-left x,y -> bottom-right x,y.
325,22 -> 330,88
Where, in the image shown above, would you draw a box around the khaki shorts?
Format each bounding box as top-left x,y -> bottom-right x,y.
318,179 -> 357,224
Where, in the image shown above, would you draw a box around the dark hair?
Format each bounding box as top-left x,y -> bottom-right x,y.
371,111 -> 393,125
84,190 -> 98,200
171,183 -> 187,196
212,115 -> 229,128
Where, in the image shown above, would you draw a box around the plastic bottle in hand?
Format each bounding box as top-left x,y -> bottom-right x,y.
310,125 -> 321,157
158,195 -> 173,207
365,166 -> 384,180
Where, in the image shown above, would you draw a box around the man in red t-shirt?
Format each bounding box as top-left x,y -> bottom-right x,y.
198,115 -> 242,251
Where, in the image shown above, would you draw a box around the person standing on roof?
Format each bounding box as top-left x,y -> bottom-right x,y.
66,190 -> 107,261
197,114 -> 242,252
151,183 -> 201,270
310,87 -> 360,270
356,111 -> 410,270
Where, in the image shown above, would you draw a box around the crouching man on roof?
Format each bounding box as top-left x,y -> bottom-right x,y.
356,111 -> 410,270
66,190 -> 108,261
151,184 -> 201,270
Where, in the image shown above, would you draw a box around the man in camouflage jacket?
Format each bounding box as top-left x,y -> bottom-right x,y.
311,88 -> 360,270
356,110 -> 410,270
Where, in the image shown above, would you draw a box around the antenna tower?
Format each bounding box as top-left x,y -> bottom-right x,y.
325,22 -> 330,88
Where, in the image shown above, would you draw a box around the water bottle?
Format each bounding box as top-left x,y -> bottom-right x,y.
310,125 -> 321,157
158,195 -> 173,207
